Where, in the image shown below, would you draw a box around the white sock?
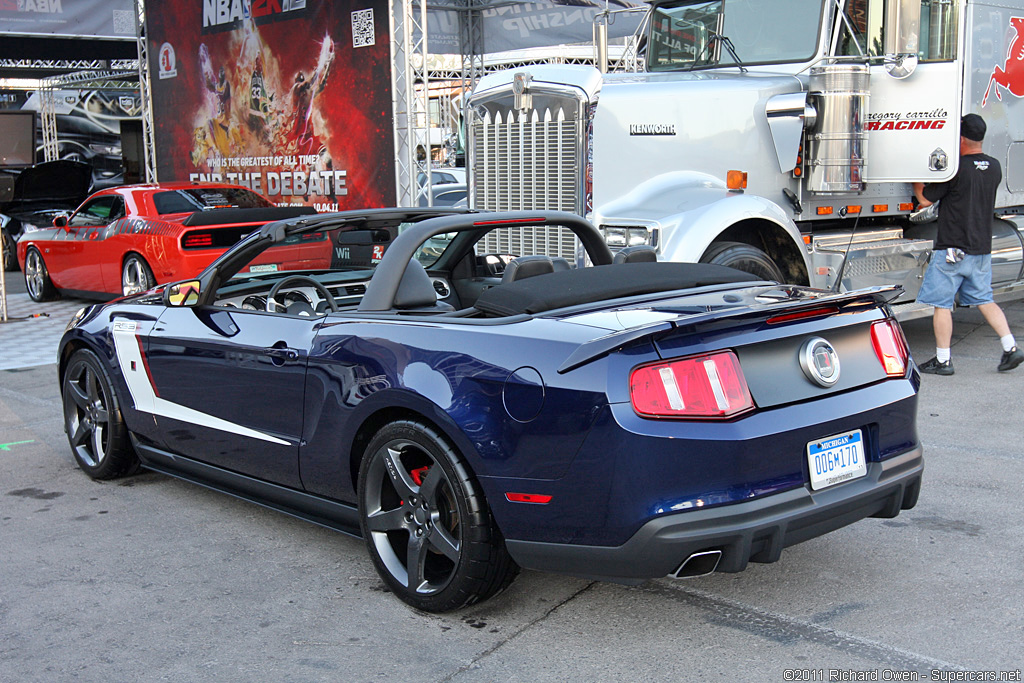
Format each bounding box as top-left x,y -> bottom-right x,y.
1000,335 -> 1016,353
936,347 -> 951,363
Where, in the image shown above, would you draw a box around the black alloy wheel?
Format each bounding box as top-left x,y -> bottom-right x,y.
2,228 -> 17,271
122,254 -> 155,297
24,247 -> 58,302
62,349 -> 138,480
357,420 -> 518,612
702,241 -> 785,283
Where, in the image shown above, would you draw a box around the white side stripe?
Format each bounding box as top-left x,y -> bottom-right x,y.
112,326 -> 290,446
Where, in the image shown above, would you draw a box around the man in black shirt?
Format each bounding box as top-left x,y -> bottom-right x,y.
912,113 -> 1022,375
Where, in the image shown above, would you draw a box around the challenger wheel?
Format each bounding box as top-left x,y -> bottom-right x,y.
24,247 -> 58,302
357,420 -> 518,612
122,254 -> 155,296
702,241 -> 785,283
62,349 -> 139,480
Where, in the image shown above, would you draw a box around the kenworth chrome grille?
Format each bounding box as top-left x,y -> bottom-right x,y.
469,87 -> 585,260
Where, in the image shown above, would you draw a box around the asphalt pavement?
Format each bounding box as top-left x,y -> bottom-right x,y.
1,270 -> 1022,682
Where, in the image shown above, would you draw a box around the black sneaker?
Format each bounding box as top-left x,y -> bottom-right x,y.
919,357 -> 954,375
998,346 -> 1023,372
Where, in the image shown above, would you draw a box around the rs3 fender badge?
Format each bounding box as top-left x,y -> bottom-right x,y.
800,337 -> 840,387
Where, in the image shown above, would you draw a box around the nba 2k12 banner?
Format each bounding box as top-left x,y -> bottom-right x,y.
147,0 -> 395,210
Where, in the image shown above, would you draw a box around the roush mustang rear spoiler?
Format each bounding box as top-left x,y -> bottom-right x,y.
557,285 -> 904,373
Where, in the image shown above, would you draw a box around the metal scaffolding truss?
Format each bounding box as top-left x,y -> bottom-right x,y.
135,0 -> 157,183
390,0 -> 431,208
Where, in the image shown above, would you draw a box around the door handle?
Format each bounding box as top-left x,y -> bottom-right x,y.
264,346 -> 299,362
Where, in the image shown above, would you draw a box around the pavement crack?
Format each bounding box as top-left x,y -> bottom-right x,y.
437,581 -> 597,682
643,582 -> 964,673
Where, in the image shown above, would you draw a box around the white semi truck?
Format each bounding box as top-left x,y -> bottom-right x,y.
466,0 -> 1024,317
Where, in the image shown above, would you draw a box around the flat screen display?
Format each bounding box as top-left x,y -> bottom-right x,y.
0,111 -> 36,167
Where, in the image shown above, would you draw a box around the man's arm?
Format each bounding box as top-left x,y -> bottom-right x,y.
912,182 -> 932,207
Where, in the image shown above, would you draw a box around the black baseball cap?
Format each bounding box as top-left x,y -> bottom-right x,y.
961,113 -> 986,142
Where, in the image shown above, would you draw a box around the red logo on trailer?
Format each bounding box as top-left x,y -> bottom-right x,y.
983,17 -> 1024,106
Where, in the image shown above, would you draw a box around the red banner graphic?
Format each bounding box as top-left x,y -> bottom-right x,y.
147,0 -> 395,210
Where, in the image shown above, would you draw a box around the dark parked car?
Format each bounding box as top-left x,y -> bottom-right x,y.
1,160 -> 93,271
417,182 -> 467,207
57,208 -> 923,612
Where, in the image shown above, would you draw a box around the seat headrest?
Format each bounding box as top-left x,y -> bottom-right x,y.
613,245 -> 657,264
501,255 -> 555,284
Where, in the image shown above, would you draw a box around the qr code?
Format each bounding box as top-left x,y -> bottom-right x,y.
352,8 -> 375,48
112,9 -> 134,35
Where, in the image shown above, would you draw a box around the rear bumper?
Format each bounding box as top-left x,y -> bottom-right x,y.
504,446 -> 923,583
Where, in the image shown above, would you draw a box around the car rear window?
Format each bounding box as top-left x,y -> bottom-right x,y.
154,188 -> 273,214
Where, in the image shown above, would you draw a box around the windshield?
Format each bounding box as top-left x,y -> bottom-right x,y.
648,0 -> 825,71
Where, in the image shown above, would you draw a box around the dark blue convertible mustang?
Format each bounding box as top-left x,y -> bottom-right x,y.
58,208 -> 923,611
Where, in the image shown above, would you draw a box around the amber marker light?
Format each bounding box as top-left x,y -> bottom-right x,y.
816,206 -> 833,216
727,170 -> 748,190
872,204 -> 889,213
898,202 -> 914,211
846,205 -> 862,214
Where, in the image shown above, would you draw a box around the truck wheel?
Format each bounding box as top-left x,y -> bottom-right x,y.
357,420 -> 519,612
702,241 -> 785,282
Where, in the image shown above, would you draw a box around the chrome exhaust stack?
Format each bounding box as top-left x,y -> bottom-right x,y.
671,550 -> 722,579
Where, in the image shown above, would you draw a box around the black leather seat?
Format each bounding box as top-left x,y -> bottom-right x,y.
501,255 -> 556,284
613,246 -> 658,264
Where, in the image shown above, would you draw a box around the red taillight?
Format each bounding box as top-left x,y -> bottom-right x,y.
183,232 -> 214,248
630,351 -> 754,419
870,319 -> 909,377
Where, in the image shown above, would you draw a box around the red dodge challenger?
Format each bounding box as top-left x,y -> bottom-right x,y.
16,182 -> 316,301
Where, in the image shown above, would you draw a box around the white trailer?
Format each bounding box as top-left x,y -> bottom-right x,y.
466,0 -> 1024,317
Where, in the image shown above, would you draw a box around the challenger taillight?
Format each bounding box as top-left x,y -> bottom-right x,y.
870,319 -> 909,377
630,351 -> 754,419
182,231 -> 214,249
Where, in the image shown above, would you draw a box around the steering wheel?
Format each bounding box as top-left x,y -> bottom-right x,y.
267,275 -> 339,314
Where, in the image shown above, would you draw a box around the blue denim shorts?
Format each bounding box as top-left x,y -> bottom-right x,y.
917,251 -> 993,309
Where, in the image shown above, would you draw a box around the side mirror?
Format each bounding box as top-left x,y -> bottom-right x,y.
53,214 -> 68,228
884,0 -> 921,79
165,280 -> 201,307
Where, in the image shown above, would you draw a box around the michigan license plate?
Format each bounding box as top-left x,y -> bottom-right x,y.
807,429 -> 867,491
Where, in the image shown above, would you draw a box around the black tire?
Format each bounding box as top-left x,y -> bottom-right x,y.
2,228 -> 18,272
357,420 -> 518,612
122,254 -> 155,296
702,241 -> 785,282
24,247 -> 59,302
62,348 -> 139,480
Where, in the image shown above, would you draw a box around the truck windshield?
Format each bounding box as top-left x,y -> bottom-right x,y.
648,0 -> 825,71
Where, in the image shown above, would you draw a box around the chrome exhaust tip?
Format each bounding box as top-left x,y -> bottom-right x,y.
672,550 -> 722,579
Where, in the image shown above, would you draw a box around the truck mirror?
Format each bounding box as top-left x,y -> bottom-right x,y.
884,0 -> 921,79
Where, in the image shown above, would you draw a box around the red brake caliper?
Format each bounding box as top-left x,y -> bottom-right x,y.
410,466 -> 429,486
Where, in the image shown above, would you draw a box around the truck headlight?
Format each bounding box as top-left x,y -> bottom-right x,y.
602,226 -> 652,248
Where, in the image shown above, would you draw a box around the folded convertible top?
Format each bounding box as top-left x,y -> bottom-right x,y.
474,261 -> 759,317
